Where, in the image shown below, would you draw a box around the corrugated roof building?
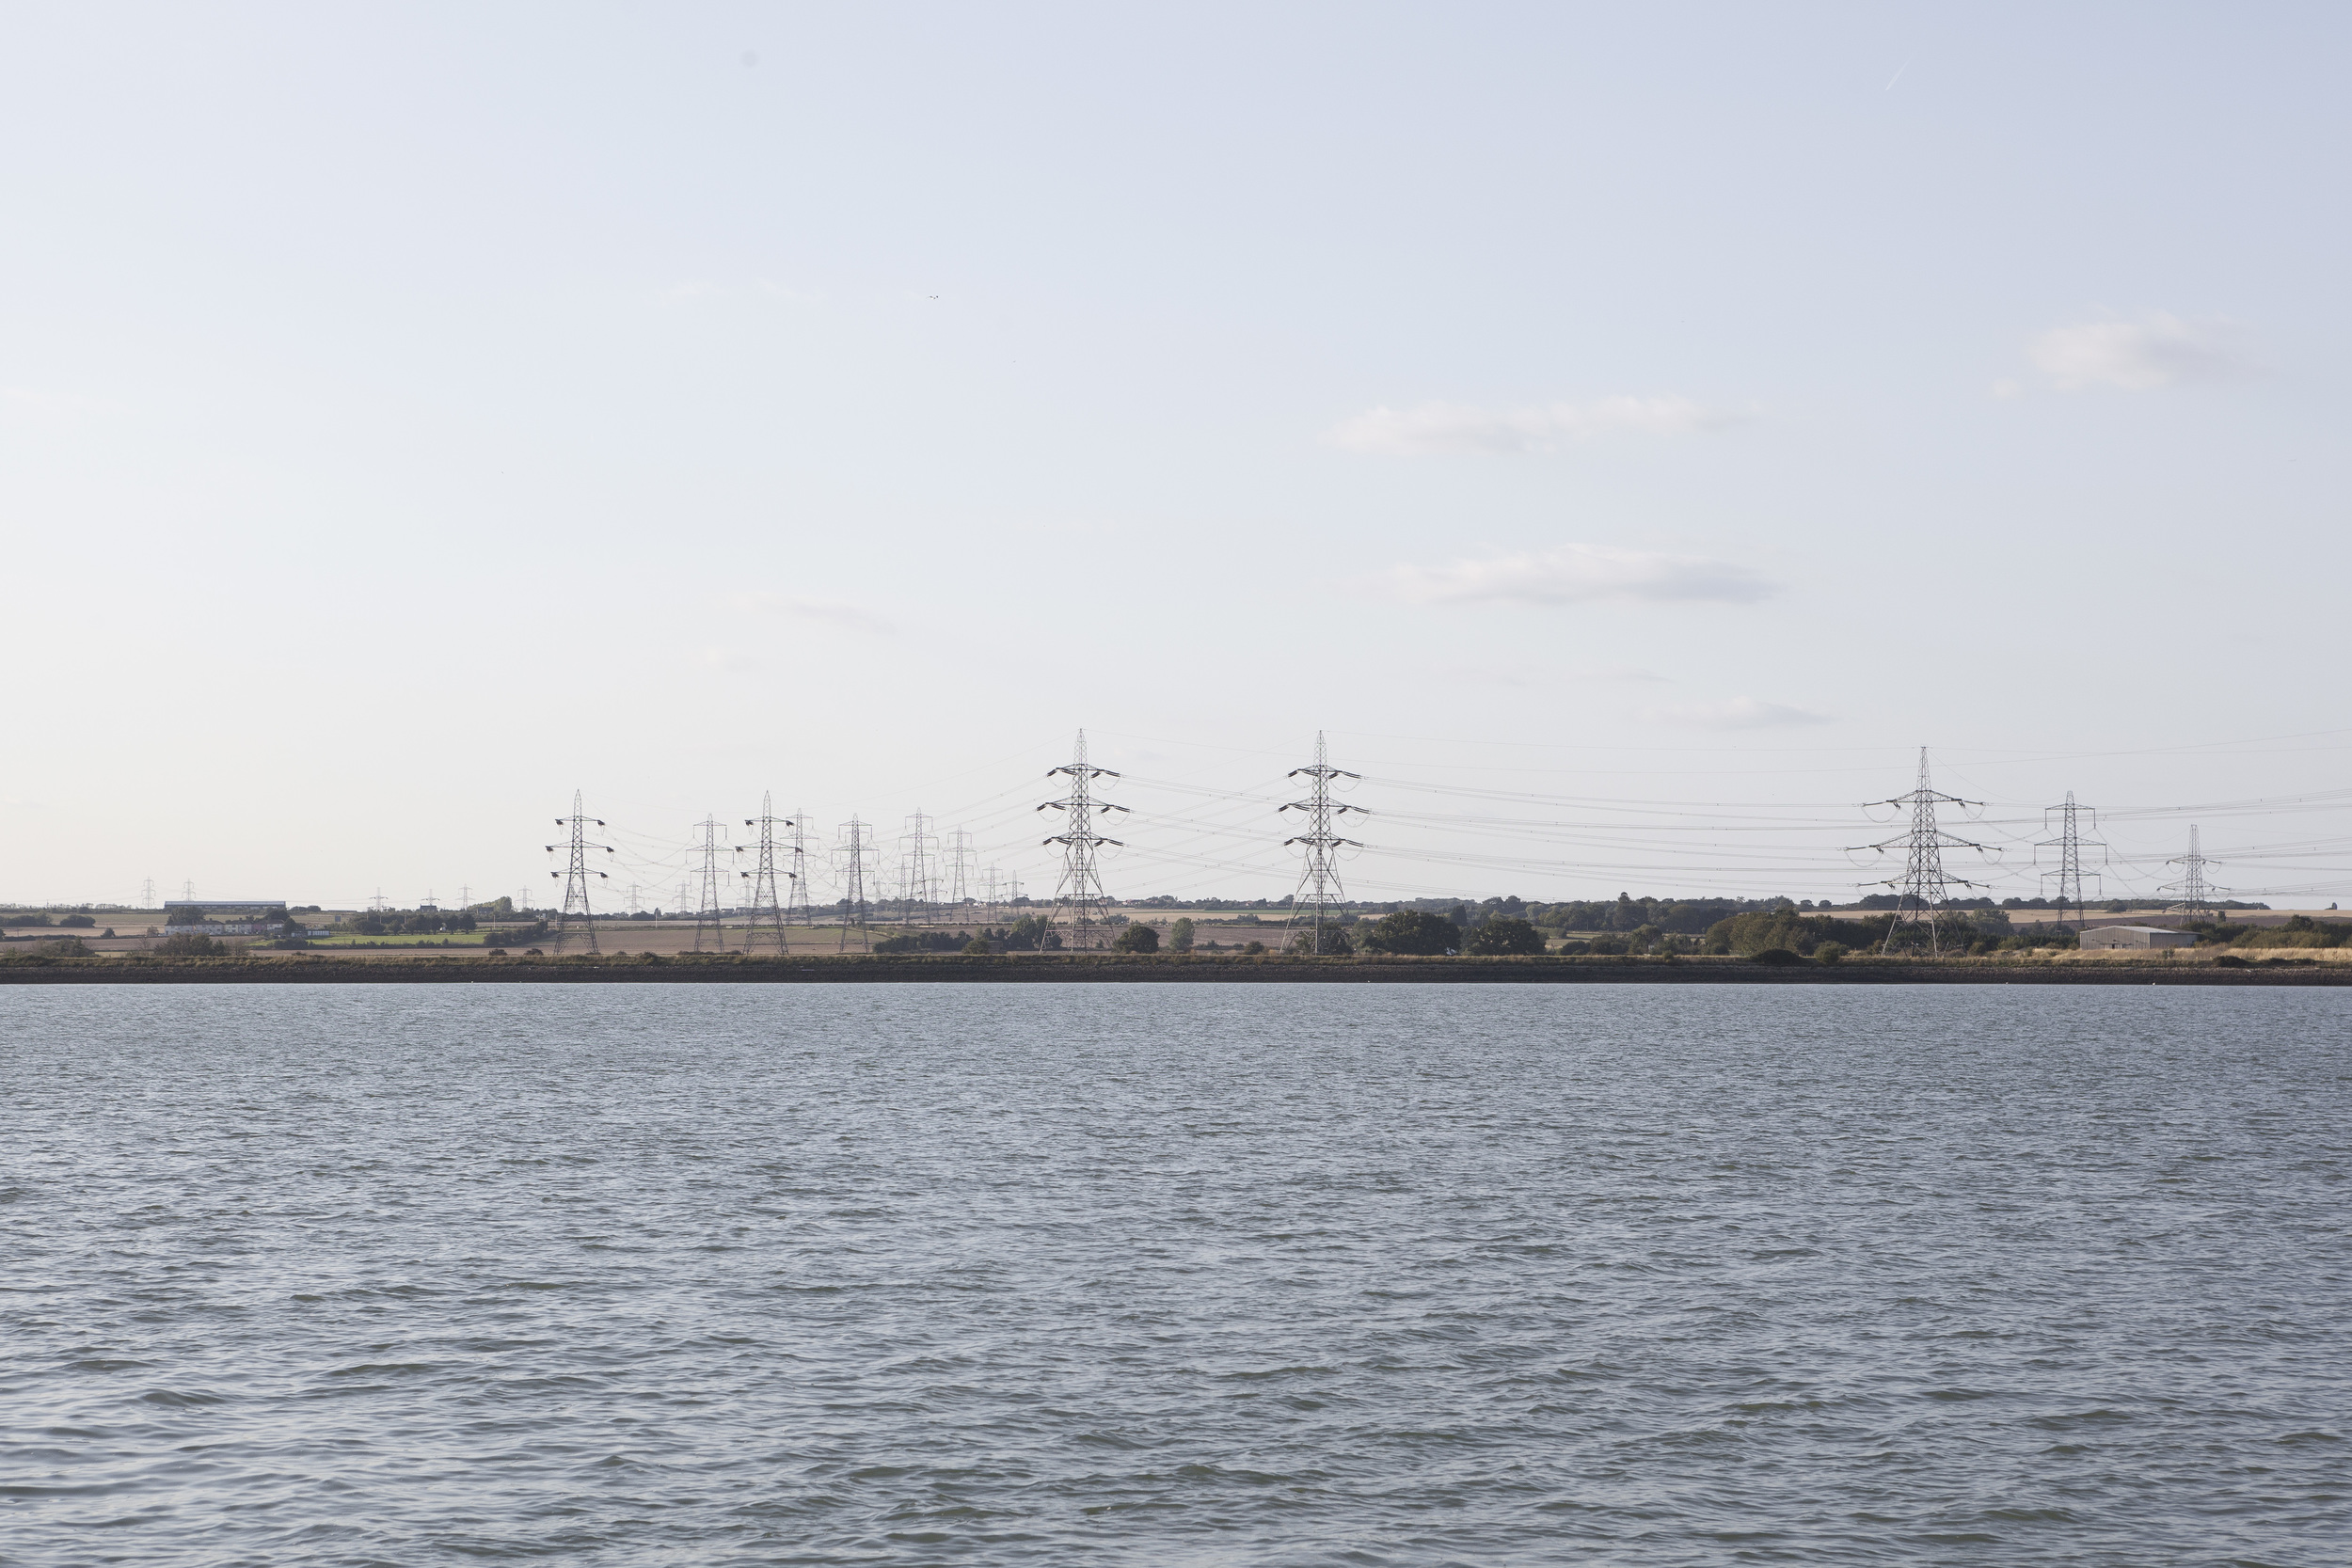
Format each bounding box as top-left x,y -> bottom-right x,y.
2081,925 -> 2198,950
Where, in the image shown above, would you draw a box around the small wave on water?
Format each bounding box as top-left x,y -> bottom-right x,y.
3,983 -> 2347,1565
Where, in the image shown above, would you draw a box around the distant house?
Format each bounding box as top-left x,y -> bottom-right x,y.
2081,925 -> 2198,950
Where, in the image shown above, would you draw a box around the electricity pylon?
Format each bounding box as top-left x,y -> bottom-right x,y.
691,815 -> 728,951
2161,825 -> 2227,920
1279,731 -> 1366,956
739,792 -> 790,954
786,810 -> 813,926
1039,729 -> 1127,951
835,817 -> 875,953
946,829 -> 976,919
2037,792 -> 2104,930
1851,749 -> 1993,956
898,810 -> 936,925
546,789 -> 614,952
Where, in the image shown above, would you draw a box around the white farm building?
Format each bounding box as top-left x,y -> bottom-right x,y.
2080,925 -> 2198,951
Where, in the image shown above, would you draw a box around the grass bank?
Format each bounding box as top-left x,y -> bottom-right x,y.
1,953 -> 2347,986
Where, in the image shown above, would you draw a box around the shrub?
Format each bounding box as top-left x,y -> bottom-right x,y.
1814,942 -> 1847,964
872,930 -> 968,954
2230,915 -> 2351,949
1358,910 -> 1461,956
1288,926 -> 1355,956
1749,947 -> 1804,966
1467,916 -> 1547,957
2213,954 -> 2249,968
154,932 -> 233,957
57,914 -> 96,928
1112,924 -> 1160,954
1242,940 -> 1265,956
1168,917 -> 1195,953
961,938 -> 992,957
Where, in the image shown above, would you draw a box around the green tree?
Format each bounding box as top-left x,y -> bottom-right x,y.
1112,924 -> 1160,954
1288,926 -> 1355,956
1466,916 -> 1545,956
1168,917 -> 1195,953
1358,910 -> 1461,956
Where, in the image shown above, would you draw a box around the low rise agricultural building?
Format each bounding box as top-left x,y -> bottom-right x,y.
2080,924 -> 2198,951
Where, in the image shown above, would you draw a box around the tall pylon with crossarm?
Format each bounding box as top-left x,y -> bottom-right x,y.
1280,731 -> 1367,956
1039,730 -> 1127,951
690,815 -> 728,952
547,790 -> 614,953
739,793 -> 790,954
835,817 -> 875,953
2161,825 -> 2226,920
2037,791 -> 2104,931
786,810 -> 814,927
1851,749 -> 1994,956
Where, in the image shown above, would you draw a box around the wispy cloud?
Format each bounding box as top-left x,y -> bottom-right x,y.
1329,396 -> 1744,455
1647,696 -> 1831,729
1368,545 -> 1778,607
721,593 -> 894,635
2029,313 -> 2261,391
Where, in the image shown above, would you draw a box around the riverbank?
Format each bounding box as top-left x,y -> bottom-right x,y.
1,953 -> 2347,984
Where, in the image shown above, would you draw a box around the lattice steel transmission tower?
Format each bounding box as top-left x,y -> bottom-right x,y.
739,792 -> 790,954
1851,749 -> 1993,956
690,815 -> 729,951
1279,731 -> 1366,956
1039,730 -> 1127,951
2161,825 -> 2226,920
2037,792 -> 2105,930
835,817 -> 876,952
141,878 -> 156,910
945,829 -> 976,921
898,810 -> 937,926
546,789 -> 613,952
785,809 -> 814,927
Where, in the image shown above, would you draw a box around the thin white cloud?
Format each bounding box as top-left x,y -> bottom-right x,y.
1437,659 -> 1672,688
1648,696 -> 1832,729
2029,313 -> 2260,391
721,593 -> 895,635
1369,545 -> 1778,607
1329,396 -> 1744,455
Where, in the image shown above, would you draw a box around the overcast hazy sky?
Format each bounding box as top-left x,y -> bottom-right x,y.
5,3 -> 2347,909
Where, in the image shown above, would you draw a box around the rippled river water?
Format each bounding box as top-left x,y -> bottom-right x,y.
4,984 -> 2347,1565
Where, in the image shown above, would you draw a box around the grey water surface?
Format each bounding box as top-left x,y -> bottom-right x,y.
3,983 -> 2346,1566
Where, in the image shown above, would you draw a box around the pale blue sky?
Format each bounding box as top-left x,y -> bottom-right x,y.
4,4 -> 2347,907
